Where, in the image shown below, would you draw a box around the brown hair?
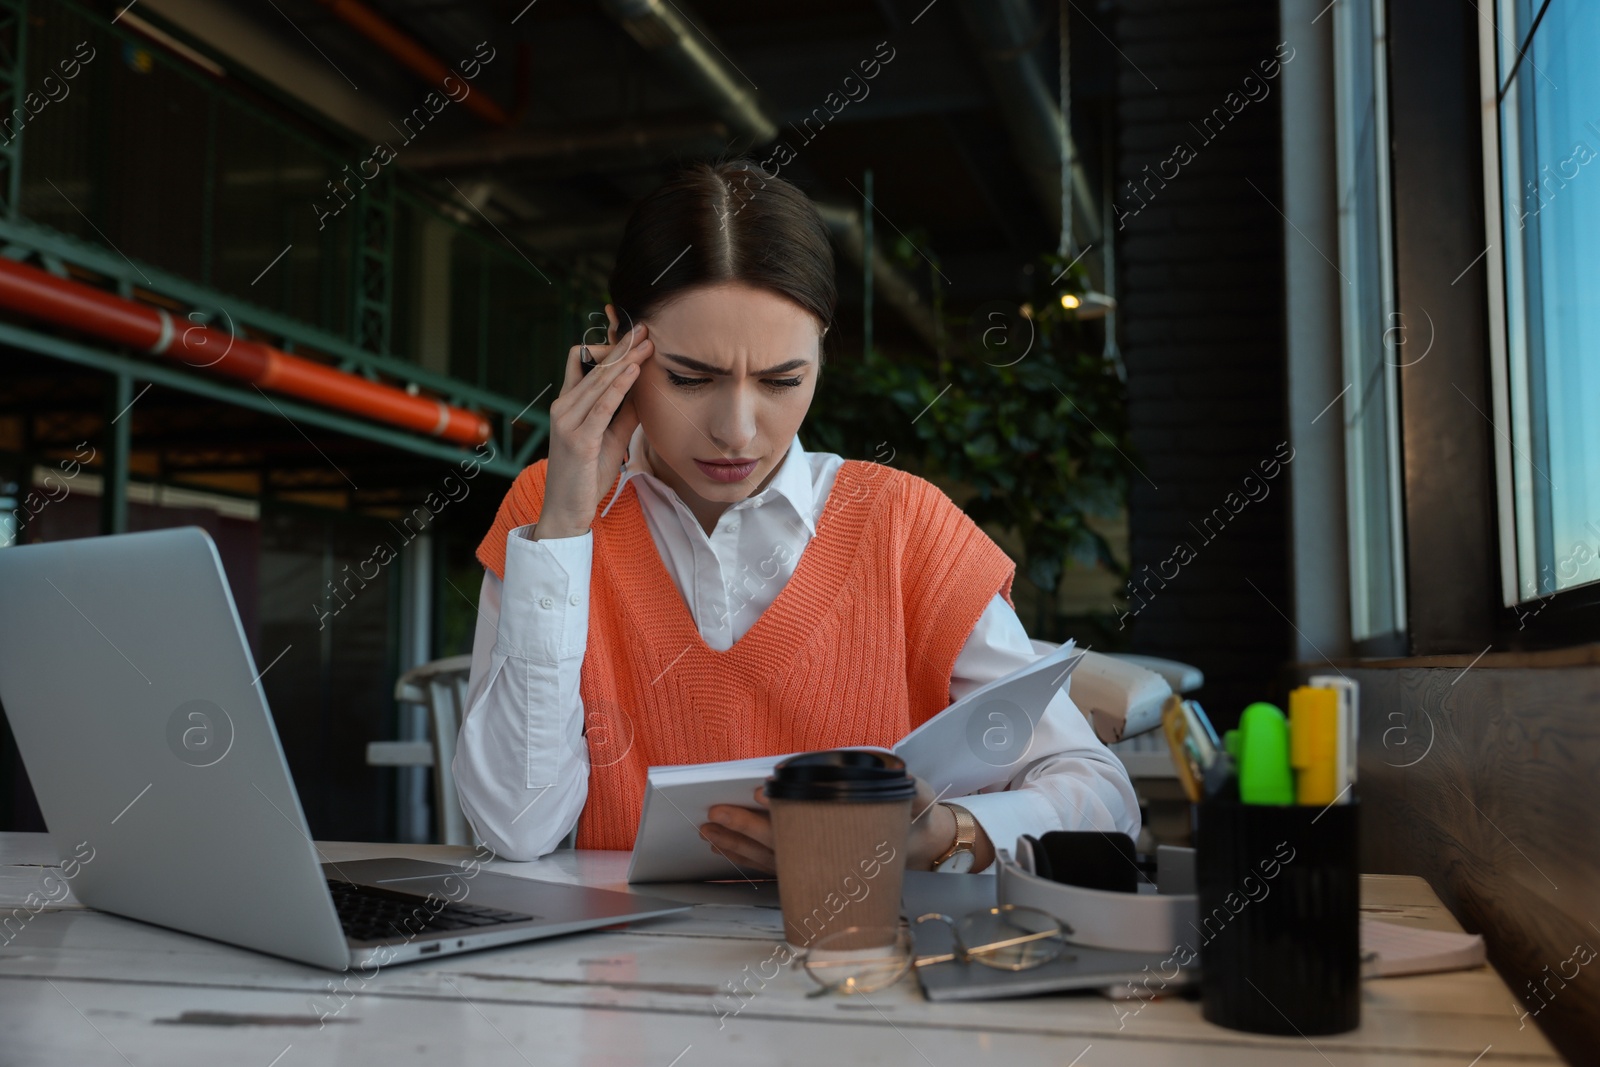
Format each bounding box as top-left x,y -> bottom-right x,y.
608,159 -> 836,362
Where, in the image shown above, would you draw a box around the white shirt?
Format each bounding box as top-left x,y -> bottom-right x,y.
453,425 -> 1140,867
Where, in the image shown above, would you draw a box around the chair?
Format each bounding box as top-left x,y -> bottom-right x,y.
368,655 -> 581,851
367,654 -> 473,846
1031,642 -> 1204,747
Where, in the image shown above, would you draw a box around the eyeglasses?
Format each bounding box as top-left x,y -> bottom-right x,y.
795,904 -> 1074,997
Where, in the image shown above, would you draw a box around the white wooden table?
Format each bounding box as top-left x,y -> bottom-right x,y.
0,833 -> 1561,1065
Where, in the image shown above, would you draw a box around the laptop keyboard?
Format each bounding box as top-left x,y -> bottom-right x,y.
327,879 -> 536,943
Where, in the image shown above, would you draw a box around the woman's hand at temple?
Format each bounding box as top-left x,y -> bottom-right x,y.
699,776 -> 996,875
535,306 -> 654,540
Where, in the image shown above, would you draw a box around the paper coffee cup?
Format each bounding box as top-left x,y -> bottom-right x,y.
765,750 -> 915,950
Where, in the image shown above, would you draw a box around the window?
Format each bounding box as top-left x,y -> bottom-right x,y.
1333,0 -> 1407,647
1493,0 -> 1600,602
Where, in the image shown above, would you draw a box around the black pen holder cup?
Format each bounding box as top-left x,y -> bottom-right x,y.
1195,798 -> 1360,1035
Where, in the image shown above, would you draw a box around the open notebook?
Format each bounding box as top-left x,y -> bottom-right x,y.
626,641 -> 1084,883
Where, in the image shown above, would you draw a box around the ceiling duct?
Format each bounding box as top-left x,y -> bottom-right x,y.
313,0 -> 514,126
404,116 -> 730,173
598,0 -> 779,145
958,0 -> 1100,242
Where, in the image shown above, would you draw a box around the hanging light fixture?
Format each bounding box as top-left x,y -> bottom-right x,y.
1057,0 -> 1115,322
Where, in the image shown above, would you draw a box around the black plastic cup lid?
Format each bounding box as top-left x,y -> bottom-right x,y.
763,749 -> 917,802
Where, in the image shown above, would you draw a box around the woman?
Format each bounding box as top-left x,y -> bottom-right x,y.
456,160 -> 1138,874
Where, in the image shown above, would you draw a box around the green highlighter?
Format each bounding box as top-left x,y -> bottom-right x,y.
1233,701 -> 1294,805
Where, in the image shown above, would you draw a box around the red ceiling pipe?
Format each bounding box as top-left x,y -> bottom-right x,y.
315,0 -> 511,127
0,257 -> 491,446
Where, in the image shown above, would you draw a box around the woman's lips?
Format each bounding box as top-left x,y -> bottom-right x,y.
694,458 -> 758,483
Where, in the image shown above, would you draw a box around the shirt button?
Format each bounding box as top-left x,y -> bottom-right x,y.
539,596 -> 554,609
569,593 -> 581,606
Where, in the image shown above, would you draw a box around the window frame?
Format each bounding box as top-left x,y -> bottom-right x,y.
1331,0 -> 1409,655
1384,0 -> 1503,655
1477,0 -> 1600,648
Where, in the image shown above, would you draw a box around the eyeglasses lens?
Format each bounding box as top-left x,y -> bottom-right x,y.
958,906 -> 1064,970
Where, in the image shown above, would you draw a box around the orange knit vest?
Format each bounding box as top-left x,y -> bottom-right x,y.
475,457 -> 1016,851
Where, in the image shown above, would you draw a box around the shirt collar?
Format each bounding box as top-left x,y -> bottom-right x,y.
598,423 -> 818,534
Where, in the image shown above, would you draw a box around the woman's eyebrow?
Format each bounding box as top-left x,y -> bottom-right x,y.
661,352 -> 811,376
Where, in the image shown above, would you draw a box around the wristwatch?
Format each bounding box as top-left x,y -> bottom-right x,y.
931,803 -> 977,873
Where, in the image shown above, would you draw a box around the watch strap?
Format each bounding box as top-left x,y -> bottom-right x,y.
931,803 -> 976,870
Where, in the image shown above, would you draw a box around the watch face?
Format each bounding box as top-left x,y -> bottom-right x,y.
936,850 -> 975,874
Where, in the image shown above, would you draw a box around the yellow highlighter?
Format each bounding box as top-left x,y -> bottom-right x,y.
1288,685 -> 1339,805
1161,695 -> 1204,803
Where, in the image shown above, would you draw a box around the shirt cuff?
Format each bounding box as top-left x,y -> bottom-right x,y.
950,789 -> 1057,876
498,523 -> 592,662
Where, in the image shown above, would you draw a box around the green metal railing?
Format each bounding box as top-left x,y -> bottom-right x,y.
0,0 -> 24,220
2,0 -> 591,475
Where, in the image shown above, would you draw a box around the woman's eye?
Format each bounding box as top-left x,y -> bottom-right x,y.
665,371 -> 803,390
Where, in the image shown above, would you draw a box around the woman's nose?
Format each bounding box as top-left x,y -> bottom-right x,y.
708,385 -> 759,450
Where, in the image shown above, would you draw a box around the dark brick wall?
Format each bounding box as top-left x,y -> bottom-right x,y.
1112,0 -> 1292,726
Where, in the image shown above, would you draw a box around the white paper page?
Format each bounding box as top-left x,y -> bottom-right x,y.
1361,919 -> 1486,978
894,640 -> 1082,797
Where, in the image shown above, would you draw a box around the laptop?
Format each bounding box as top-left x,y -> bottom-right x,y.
0,526 -> 690,971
